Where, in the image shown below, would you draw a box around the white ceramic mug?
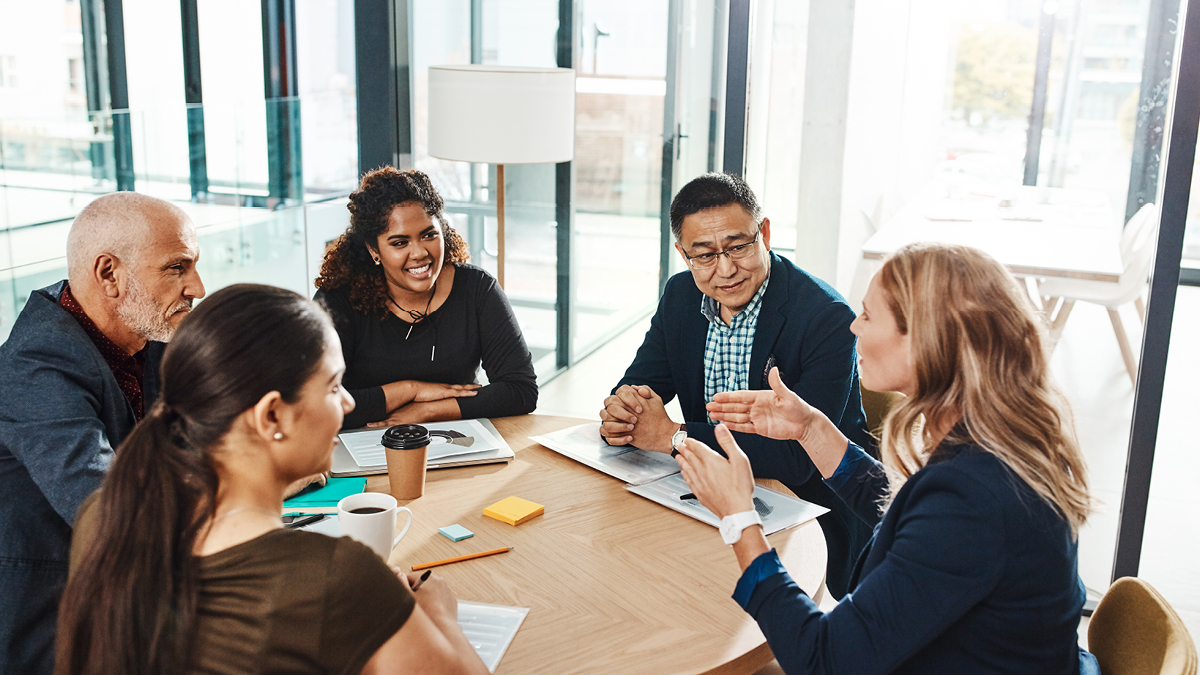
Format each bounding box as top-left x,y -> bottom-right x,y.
337,492 -> 413,561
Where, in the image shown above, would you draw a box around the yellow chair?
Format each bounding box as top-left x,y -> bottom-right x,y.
860,386 -> 903,436
1088,577 -> 1198,675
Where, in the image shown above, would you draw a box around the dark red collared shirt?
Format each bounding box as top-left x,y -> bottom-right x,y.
59,283 -> 148,419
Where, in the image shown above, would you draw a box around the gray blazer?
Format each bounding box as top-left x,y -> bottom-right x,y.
0,281 -> 163,675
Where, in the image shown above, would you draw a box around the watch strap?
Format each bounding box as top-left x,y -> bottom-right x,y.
720,510 -> 763,545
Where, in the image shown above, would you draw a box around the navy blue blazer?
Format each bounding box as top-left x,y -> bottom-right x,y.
0,282 -> 163,675
616,252 -> 873,486
737,442 -> 1089,674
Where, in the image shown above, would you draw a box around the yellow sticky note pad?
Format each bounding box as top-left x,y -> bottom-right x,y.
482,496 -> 544,526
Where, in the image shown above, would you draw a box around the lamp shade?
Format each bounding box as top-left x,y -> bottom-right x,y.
428,65 -> 575,165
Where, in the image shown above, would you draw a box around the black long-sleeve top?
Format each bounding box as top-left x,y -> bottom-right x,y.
314,264 -> 538,429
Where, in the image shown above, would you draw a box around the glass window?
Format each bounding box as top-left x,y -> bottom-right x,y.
412,0 -> 563,378
572,0 -> 669,358
750,0 -> 1183,616
296,0 -> 358,196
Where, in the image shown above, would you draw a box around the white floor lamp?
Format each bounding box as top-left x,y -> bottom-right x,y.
427,65 -> 576,288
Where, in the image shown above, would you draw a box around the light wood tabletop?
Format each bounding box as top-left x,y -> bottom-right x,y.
369,414 -> 827,675
861,184 -> 1124,282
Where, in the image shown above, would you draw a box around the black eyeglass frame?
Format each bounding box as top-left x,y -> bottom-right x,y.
680,224 -> 764,270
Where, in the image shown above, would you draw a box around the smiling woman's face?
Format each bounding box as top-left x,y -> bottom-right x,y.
371,202 -> 446,298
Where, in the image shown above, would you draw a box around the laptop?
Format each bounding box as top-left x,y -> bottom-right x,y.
331,418 -> 515,477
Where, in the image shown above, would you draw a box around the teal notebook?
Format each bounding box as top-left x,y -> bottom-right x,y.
283,477 -> 367,508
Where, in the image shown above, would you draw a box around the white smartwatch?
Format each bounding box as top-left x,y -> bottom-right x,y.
719,510 -> 763,545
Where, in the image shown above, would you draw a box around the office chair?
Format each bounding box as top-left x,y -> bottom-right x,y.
1088,577 -> 1197,675
1039,203 -> 1158,385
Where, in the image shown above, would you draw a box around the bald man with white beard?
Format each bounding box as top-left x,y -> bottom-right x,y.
0,192 -> 204,675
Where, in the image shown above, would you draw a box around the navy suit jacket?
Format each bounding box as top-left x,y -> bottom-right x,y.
0,282 -> 163,675
740,442 -> 1089,674
616,252 -> 873,485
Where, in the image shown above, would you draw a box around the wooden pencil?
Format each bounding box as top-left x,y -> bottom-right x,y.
411,546 -> 513,571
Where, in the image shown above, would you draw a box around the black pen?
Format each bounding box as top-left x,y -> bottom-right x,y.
411,569 -> 432,591
679,493 -> 696,501
284,514 -> 325,529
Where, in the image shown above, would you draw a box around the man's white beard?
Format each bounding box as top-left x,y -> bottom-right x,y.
117,272 -> 181,343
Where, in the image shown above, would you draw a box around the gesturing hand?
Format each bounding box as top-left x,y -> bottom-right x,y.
706,367 -> 819,443
674,424 -> 755,520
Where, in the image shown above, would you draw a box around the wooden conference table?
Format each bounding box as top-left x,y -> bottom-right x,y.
861,184 -> 1124,283
366,414 -> 827,675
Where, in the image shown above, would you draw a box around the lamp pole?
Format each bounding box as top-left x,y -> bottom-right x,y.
497,163 -> 506,287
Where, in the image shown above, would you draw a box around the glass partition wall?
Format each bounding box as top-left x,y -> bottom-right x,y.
0,0 -> 358,345
751,0 -> 1195,636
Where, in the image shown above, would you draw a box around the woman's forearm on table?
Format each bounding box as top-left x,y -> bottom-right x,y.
382,380 -> 417,412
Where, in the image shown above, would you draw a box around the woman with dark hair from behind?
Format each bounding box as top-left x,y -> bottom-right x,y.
315,167 -> 537,430
55,284 -> 489,675
677,243 -> 1100,674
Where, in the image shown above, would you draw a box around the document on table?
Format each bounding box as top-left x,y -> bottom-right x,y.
530,422 -> 681,486
340,419 -> 508,467
625,473 -> 829,536
458,600 -> 528,673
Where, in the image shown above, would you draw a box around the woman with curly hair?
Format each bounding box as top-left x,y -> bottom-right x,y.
315,167 -> 537,429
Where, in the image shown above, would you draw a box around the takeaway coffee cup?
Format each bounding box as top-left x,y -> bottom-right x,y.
381,424 -> 431,499
337,492 -> 413,561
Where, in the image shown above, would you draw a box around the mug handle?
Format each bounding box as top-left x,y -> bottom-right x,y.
392,506 -> 413,549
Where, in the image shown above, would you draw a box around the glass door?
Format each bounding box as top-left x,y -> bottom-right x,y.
660,0 -> 726,288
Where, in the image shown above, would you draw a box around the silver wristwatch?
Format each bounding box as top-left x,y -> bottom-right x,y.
670,425 -> 688,455
719,510 -> 763,545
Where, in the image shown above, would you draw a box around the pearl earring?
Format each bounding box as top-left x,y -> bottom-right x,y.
273,432 -> 284,440
373,258 -> 381,265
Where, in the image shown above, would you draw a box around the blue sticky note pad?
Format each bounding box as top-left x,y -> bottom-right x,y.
439,524 -> 474,542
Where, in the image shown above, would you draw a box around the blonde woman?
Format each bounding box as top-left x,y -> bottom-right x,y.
676,243 -> 1098,674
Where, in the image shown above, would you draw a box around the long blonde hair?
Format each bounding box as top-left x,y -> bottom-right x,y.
876,243 -> 1091,534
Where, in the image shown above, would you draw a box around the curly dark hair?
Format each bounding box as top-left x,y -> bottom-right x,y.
315,167 -> 469,316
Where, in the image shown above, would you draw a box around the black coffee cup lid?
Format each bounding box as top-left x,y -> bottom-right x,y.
382,424 -> 431,450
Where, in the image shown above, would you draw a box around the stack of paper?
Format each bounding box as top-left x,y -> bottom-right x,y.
458,600 -> 528,672
529,423 -> 681,485
333,419 -> 515,477
532,422 -> 827,535
625,473 -> 827,535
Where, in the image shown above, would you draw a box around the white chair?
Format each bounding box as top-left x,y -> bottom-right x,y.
1039,203 -> 1158,385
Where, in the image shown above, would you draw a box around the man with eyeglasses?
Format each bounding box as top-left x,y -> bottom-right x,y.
601,172 -> 873,599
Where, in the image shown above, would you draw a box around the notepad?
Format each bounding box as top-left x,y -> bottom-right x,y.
482,496 -> 544,526
458,600 -> 529,672
282,477 -> 366,508
439,524 -> 475,541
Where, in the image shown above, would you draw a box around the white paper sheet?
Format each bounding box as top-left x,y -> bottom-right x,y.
340,419 -> 505,467
625,473 -> 829,536
293,513 -> 340,537
530,422 -> 682,486
457,600 -> 529,673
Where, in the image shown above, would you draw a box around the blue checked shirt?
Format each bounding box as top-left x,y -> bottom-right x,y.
701,273 -> 770,422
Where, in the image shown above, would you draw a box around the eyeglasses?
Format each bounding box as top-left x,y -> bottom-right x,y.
681,227 -> 762,270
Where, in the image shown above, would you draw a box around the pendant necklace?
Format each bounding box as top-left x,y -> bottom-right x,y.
388,275 -> 438,340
